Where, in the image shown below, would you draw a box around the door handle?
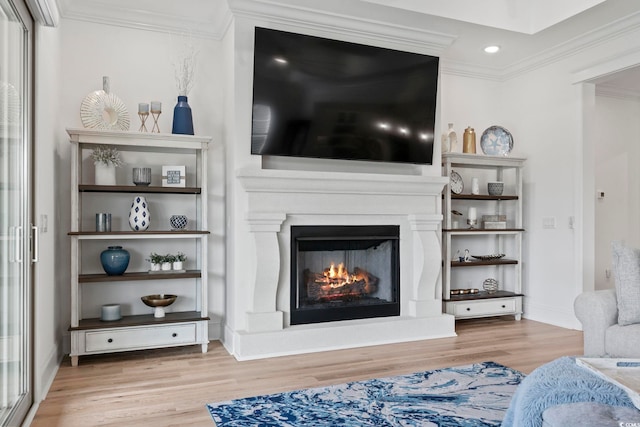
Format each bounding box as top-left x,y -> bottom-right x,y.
31,225 -> 39,263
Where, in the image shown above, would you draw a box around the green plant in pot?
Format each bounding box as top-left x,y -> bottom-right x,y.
173,252 -> 186,270
91,145 -> 123,185
162,254 -> 176,271
147,252 -> 164,271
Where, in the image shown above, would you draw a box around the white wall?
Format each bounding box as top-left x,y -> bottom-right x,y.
594,95 -> 640,289
33,23 -> 63,403
32,17 -> 227,395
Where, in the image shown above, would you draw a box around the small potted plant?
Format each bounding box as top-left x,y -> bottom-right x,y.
91,145 -> 123,185
147,252 -> 164,271
173,252 -> 186,270
162,254 -> 175,271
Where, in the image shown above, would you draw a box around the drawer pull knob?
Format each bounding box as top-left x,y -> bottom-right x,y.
172,333 -> 178,338
107,338 -> 113,343
466,307 -> 471,311
501,305 -> 506,308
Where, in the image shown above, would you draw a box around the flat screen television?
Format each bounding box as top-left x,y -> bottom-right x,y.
251,27 -> 439,165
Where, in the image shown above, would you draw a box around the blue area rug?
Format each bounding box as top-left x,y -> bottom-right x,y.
207,361 -> 524,426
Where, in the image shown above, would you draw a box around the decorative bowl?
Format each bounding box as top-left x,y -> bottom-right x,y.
141,294 -> 177,318
487,181 -> 504,196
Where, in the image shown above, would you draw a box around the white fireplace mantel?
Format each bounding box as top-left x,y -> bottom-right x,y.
225,167 -> 455,360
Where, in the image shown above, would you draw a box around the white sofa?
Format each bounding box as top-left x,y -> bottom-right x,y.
574,289 -> 640,358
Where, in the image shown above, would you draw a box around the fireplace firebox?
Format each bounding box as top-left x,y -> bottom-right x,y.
290,225 -> 400,325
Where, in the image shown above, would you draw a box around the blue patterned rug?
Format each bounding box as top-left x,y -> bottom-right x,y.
206,361 -> 524,426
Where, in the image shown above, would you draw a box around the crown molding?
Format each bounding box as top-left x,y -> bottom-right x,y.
500,9 -> 640,82
58,0 -> 233,40
595,85 -> 640,101
227,0 -> 457,56
26,0 -> 60,27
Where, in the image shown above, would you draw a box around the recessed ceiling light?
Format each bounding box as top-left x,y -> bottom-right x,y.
484,45 -> 500,54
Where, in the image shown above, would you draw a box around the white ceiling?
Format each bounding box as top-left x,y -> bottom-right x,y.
57,0 -> 640,94
360,0 -> 608,34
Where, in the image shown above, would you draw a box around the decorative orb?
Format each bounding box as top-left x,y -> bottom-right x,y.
483,278 -> 499,294
170,215 -> 188,230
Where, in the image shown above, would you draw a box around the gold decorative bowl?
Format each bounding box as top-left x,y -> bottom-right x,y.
141,294 -> 177,318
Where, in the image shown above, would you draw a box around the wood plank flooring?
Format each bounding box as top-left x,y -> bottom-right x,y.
30,317 -> 583,427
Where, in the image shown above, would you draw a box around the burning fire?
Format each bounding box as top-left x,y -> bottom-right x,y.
305,263 -> 379,302
324,263 -> 357,288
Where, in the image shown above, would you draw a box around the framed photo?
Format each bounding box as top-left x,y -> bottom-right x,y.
162,165 -> 186,187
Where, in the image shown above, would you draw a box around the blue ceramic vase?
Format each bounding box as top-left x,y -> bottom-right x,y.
100,246 -> 130,275
172,95 -> 194,135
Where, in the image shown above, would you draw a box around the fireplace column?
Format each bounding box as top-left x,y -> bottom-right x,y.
408,214 -> 443,317
245,212 -> 286,332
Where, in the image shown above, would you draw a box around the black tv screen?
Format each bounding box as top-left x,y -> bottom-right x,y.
251,27 -> 439,165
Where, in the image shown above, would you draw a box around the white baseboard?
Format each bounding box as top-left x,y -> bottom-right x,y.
523,301 -> 582,330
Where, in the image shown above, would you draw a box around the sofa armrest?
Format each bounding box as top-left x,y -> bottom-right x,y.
574,289 -> 618,356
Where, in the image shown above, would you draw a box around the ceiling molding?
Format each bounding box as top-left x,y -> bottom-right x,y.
595,85 -> 640,101
227,0 -> 457,56
439,59 -> 503,82
26,0 -> 60,27
500,9 -> 640,81
58,0 -> 233,40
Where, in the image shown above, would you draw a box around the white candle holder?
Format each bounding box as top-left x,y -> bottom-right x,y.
467,218 -> 477,229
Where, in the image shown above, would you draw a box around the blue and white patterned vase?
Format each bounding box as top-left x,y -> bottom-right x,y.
100,246 -> 130,275
128,195 -> 150,231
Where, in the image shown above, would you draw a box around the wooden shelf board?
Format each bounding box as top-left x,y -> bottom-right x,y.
79,270 -> 201,283
70,311 -> 209,331
68,230 -> 210,236
79,185 -> 201,194
444,228 -> 524,233
445,290 -> 523,301
451,259 -> 518,267
450,194 -> 518,201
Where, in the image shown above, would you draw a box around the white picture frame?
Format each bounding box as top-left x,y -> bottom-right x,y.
162,165 -> 186,187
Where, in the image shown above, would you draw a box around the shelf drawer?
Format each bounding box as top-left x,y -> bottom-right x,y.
450,298 -> 517,318
85,323 -> 197,352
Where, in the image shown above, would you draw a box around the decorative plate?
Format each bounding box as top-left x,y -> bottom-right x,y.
450,170 -> 464,194
471,254 -> 506,261
80,90 -> 130,131
480,126 -> 513,156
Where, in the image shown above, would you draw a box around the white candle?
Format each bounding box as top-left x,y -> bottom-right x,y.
151,101 -> 162,113
138,103 -> 149,113
471,177 -> 479,195
468,207 -> 477,220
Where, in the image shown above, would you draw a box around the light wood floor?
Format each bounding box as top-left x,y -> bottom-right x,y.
31,317 -> 583,427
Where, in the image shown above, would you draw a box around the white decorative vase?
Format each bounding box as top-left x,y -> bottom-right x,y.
150,263 -> 161,272
173,261 -> 183,270
128,195 -> 150,231
95,163 -> 116,185
446,123 -> 458,153
161,262 -> 172,271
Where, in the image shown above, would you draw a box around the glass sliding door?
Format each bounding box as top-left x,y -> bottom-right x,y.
0,0 -> 33,425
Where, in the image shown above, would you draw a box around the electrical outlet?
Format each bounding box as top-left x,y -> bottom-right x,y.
40,214 -> 48,233
542,216 -> 556,229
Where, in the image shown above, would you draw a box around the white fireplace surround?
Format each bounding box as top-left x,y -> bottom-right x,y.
226,167 -> 456,360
